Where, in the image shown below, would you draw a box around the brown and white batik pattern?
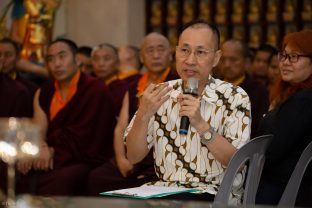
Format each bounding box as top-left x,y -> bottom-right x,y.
125,76 -> 251,205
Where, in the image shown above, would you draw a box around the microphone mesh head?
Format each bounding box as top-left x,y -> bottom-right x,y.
188,77 -> 198,90
185,77 -> 199,95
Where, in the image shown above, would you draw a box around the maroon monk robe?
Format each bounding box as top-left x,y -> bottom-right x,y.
122,73 -> 142,86
106,78 -> 128,116
0,72 -> 32,118
87,68 -> 179,195
16,73 -> 38,98
0,72 -> 33,195
16,73 -> 117,196
15,72 -> 39,116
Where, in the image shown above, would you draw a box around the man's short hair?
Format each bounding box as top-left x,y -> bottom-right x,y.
77,46 -> 92,57
91,43 -> 119,61
257,43 -> 278,55
0,38 -> 20,54
179,19 -> 221,50
256,44 -> 278,64
48,38 -> 78,55
125,45 -> 142,69
225,39 -> 251,58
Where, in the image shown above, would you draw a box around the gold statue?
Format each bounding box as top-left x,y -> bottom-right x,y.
20,0 -> 60,64
248,0 -> 260,22
182,0 -> 194,24
215,0 -> 226,23
283,0 -> 294,21
0,1 -> 14,40
302,0 -> 312,21
166,0 -> 178,26
266,0 -> 277,22
232,0 -> 244,23
199,0 -> 211,21
151,1 -> 162,26
249,26 -> 260,48
267,25 -> 277,47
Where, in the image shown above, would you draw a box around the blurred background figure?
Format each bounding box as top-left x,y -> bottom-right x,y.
0,38 -> 38,99
251,43 -> 278,88
92,43 -> 128,116
219,39 -> 269,138
118,45 -> 142,83
267,50 -> 280,96
76,46 -> 94,76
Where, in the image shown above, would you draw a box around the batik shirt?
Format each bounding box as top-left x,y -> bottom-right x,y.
125,76 -> 251,205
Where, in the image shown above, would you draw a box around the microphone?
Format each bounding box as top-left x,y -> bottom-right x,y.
179,77 -> 199,134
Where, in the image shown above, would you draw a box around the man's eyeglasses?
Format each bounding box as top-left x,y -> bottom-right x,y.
176,46 -> 215,60
278,51 -> 311,63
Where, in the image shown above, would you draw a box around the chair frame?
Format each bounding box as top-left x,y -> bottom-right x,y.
213,134 -> 273,206
278,140 -> 312,207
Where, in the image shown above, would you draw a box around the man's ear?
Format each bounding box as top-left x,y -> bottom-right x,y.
74,54 -> 79,66
169,52 -> 173,62
213,50 -> 222,67
139,51 -> 144,64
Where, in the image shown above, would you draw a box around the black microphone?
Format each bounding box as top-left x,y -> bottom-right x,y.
179,77 -> 199,134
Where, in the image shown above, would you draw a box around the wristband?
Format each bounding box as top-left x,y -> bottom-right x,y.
200,126 -> 217,145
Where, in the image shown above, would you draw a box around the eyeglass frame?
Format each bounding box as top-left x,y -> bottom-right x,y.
176,46 -> 216,60
278,51 -> 312,63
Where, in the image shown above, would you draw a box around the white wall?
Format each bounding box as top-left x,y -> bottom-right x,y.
63,0 -> 145,47
53,0 -> 67,39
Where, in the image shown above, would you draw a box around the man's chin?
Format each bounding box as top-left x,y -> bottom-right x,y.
149,67 -> 166,73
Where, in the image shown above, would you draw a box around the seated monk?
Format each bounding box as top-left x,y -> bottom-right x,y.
0,72 -> 33,194
87,32 -> 179,195
0,38 -> 38,109
92,43 -> 130,116
117,45 -> 142,84
15,38 -> 116,196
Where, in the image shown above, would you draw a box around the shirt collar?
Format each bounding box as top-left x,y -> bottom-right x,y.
169,75 -> 219,105
201,75 -> 220,104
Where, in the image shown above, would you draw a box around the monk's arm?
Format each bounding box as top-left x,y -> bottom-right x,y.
17,89 -> 50,174
17,59 -> 49,78
32,89 -> 54,170
114,92 -> 135,177
114,92 -> 130,161
32,89 -> 48,140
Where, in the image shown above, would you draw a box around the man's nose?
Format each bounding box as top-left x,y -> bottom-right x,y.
151,50 -> 161,58
223,59 -> 232,67
185,51 -> 196,65
54,57 -> 62,66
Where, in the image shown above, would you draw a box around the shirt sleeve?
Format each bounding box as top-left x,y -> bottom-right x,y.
124,112 -> 155,150
222,87 -> 252,149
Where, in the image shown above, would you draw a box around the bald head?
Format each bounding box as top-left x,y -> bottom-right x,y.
118,45 -> 141,70
222,39 -> 249,57
140,32 -> 172,74
91,43 -> 119,81
220,39 -> 249,82
179,20 -> 220,50
141,32 -> 170,49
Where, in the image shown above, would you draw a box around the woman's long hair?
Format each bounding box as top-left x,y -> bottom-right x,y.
270,74 -> 312,108
270,30 -> 312,108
